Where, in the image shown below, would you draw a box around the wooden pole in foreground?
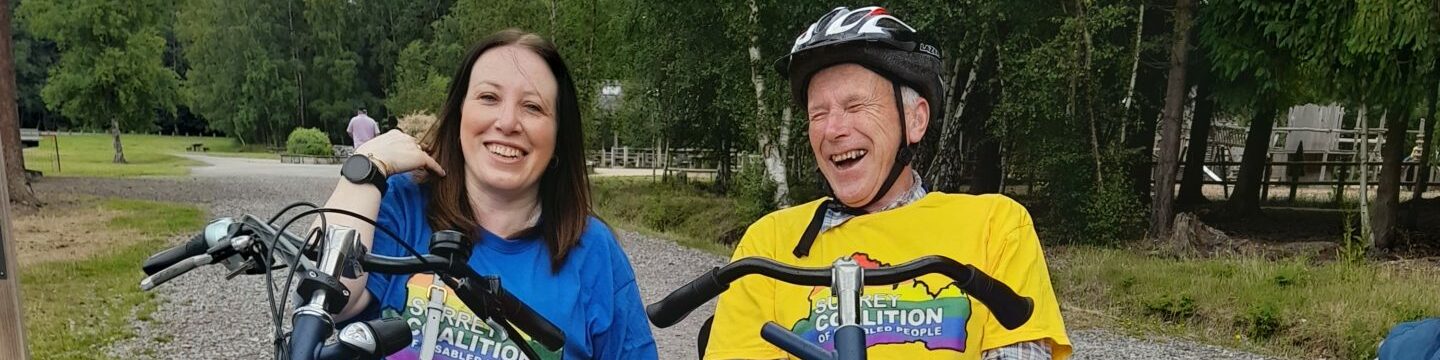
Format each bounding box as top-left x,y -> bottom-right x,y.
0,128 -> 31,359
0,0 -> 31,355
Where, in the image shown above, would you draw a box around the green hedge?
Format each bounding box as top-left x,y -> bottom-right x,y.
286,127 -> 332,156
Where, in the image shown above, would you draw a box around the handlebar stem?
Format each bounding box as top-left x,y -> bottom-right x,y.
831,257 -> 863,328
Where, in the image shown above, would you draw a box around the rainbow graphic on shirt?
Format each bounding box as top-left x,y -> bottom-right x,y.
787,253 -> 973,352
378,274 -> 561,360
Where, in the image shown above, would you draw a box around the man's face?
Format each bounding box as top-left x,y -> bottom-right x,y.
806,64 -> 919,207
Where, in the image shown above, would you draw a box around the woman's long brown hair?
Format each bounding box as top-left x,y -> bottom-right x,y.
417,29 -> 593,273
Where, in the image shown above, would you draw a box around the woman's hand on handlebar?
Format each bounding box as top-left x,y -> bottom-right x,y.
355,130 -> 447,177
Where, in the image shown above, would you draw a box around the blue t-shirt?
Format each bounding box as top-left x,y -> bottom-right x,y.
359,174 -> 657,360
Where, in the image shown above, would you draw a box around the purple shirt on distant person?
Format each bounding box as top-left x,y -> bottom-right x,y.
347,111 -> 379,147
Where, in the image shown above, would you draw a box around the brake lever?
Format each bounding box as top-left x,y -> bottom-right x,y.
140,254 -> 214,291
225,258 -> 257,280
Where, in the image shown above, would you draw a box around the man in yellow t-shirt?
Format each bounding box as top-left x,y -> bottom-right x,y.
705,6 -> 1071,360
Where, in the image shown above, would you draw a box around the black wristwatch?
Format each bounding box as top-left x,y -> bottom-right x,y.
341,154 -> 388,194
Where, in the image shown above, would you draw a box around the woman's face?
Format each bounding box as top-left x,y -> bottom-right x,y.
458,45 -> 559,195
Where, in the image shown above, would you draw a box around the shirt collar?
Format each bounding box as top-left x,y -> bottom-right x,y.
819,169 -> 927,233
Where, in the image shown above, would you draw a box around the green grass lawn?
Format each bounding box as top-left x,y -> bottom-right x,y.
19,198 -> 205,360
591,177 -> 745,256
22,133 -> 275,177
1053,246 -> 1440,359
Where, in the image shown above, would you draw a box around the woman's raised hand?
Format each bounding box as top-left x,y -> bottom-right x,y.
354,130 -> 446,177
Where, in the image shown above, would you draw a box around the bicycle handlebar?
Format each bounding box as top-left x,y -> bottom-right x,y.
140,212 -> 566,358
645,256 -> 1034,330
141,232 -> 210,275
360,253 -> 566,351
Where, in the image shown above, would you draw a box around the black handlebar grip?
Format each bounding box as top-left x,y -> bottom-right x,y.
646,268 -> 728,328
142,232 -> 209,275
370,317 -> 414,357
960,264 -> 1034,330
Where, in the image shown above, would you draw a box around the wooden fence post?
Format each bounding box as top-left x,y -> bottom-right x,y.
0,132 -> 32,359
1288,143 -> 1305,202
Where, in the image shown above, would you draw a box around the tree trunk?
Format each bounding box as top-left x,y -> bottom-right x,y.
914,56 -> 962,176
1227,101 -> 1277,215
110,118 -> 127,164
1359,107 -> 1371,247
1150,0 -> 1195,239
774,108 -> 790,204
1072,0 -> 1107,188
745,0 -> 787,206
1177,86 -> 1215,207
549,0 -> 559,36
1373,105 -> 1410,249
716,137 -> 733,191
1412,73 -> 1438,200
287,0 -> 305,127
927,50 -> 982,191
1120,3 -> 1146,111
0,0 -> 39,207
1177,30 -> 1215,208
1126,0 -> 1175,205
965,46 -> 1004,194
970,135 -> 1002,194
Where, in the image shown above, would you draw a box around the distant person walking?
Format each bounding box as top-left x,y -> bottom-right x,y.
347,109 -> 380,147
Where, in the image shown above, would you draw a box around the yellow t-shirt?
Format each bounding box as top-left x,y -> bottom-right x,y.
705,193 -> 1071,360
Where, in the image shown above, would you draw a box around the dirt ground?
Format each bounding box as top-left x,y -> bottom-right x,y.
1190,191 -> 1440,260
7,192 -> 142,266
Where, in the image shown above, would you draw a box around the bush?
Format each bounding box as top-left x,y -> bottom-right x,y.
591,178 -> 751,255
286,127 -> 332,156
1236,303 -> 1284,340
730,160 -> 778,221
398,112 -> 437,139
1142,294 -> 1197,322
641,196 -> 709,232
1338,212 -> 1368,264
1080,177 -> 1145,245
784,164 -> 827,205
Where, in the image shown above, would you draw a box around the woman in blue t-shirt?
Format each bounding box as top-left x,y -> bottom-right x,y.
317,29 -> 658,360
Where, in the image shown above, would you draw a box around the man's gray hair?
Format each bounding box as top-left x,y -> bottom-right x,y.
900,85 -> 922,112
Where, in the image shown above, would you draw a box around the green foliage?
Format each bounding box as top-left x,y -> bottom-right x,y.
286,127 -> 333,156
1271,270 -> 1301,288
1236,303 -> 1284,340
1081,176 -> 1147,245
18,0 -> 181,139
176,0 -> 301,145
730,159 -> 779,221
1201,0 -> 1436,109
302,0 -> 369,137
1033,148 -> 1145,245
11,0 -> 61,128
1338,213 -> 1369,264
1056,247 -> 1440,359
27,0 -> 1437,249
591,178 -> 750,256
1143,294 -> 1198,322
176,0 -> 456,145
385,42 -> 451,116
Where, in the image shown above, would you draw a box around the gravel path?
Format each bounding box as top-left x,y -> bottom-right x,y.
32,171 -> 1276,359
1068,330 -> 1275,360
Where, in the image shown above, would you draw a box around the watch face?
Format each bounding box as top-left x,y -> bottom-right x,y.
342,155 -> 371,181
